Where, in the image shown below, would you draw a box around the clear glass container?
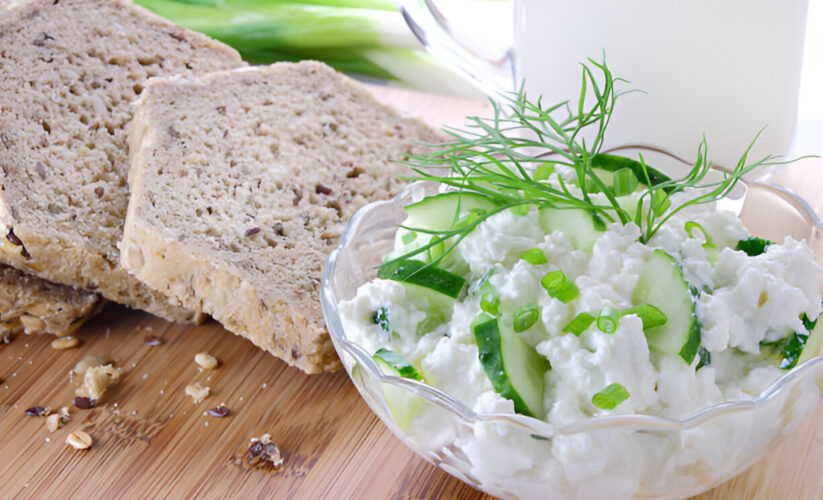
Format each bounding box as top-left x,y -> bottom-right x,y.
321,149 -> 823,500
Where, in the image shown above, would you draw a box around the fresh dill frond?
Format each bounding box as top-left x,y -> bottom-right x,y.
384,57 -> 795,270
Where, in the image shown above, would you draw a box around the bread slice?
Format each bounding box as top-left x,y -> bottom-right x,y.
0,265 -> 99,341
0,0 -> 244,322
122,62 -> 443,373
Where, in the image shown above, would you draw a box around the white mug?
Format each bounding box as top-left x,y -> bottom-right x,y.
401,0 -> 809,168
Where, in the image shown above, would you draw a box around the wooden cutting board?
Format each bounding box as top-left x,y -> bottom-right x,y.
1,86 -> 821,500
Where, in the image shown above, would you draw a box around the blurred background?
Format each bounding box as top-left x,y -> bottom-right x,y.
136,0 -> 820,157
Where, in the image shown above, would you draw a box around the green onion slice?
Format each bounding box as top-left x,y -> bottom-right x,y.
596,306 -> 619,334
563,312 -> 596,336
513,303 -> 540,332
534,162 -> 555,181
480,292 -> 500,316
510,205 -> 530,217
520,247 -> 548,265
592,383 -> 630,410
612,167 -> 638,196
620,304 -> 667,330
541,270 -> 579,303
651,188 -> 671,214
401,231 -> 417,245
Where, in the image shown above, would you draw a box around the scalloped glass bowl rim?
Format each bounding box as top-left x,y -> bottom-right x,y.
320,156 -> 823,439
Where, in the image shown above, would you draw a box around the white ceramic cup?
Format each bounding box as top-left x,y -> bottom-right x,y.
401,0 -> 809,168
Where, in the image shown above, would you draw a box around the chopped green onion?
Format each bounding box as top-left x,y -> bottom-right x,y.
480,292 -> 500,316
591,383 -> 630,410
520,247 -> 548,265
736,237 -> 773,256
456,209 -> 485,229
372,306 -> 390,332
541,270 -> 579,303
427,235 -> 445,262
513,303 -> 540,332
401,231 -> 417,245
533,163 -> 555,181
563,312 -> 596,335
651,188 -> 671,214
510,205 -> 530,216
612,167 -> 638,196
684,221 -> 715,249
620,304 -> 667,330
596,306 -> 619,334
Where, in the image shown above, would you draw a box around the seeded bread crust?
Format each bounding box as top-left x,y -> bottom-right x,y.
0,0 -> 245,322
0,265 -> 99,341
123,62 -> 443,373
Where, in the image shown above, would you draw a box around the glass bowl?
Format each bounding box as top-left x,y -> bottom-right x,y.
320,149 -> 823,500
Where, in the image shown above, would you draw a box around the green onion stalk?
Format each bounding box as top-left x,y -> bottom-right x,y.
135,0 -> 480,97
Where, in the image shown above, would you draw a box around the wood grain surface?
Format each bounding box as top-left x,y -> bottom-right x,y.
1,86 -> 821,500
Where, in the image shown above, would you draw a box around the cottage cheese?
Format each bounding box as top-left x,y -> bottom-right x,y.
338,189 -> 822,499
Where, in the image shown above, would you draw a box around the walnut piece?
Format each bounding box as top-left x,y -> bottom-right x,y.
247,433 -> 284,469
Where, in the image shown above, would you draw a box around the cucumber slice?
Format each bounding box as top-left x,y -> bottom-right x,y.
373,349 -> 424,431
632,250 -> 701,363
798,313 -> 823,365
539,208 -> 605,252
374,348 -> 424,381
472,313 -> 550,419
590,153 -> 670,188
378,259 -> 465,299
403,192 -> 499,231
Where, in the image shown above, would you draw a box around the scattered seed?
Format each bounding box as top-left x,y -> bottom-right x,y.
194,353 -> 218,370
73,397 -> 96,409
65,430 -> 92,450
144,336 -> 162,346
25,406 -> 50,417
73,354 -> 111,375
244,227 -> 261,236
50,336 -> 79,350
208,406 -> 229,418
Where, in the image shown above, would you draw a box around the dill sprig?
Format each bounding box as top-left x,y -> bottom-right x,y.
385,57 -> 792,269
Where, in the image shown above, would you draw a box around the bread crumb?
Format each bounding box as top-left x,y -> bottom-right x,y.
46,413 -> 61,432
247,433 -> 284,469
75,364 -> 121,401
185,382 -> 210,403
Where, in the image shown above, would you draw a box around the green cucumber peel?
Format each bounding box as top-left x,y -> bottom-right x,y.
373,348 -> 424,381
377,259 -> 465,299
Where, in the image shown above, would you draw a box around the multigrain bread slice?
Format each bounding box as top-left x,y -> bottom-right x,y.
0,265 -> 99,341
122,62 -> 443,373
0,0 -> 244,323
